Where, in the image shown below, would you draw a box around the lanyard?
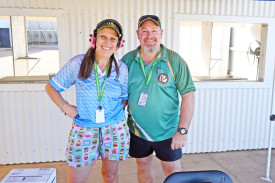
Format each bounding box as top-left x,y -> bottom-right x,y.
139,49 -> 160,90
94,62 -> 110,106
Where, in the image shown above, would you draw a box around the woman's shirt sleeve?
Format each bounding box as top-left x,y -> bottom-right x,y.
49,55 -> 82,92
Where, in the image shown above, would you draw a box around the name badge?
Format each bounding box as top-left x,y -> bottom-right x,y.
96,109 -> 105,123
138,92 -> 148,107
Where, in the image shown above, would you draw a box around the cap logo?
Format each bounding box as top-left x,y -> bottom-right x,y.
158,73 -> 169,84
107,22 -> 115,27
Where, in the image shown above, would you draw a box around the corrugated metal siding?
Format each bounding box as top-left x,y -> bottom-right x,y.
184,87 -> 272,154
0,86 -> 272,164
0,89 -> 74,164
0,0 -> 275,164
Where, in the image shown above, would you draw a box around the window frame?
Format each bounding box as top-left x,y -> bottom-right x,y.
0,8 -> 66,85
173,14 -> 275,88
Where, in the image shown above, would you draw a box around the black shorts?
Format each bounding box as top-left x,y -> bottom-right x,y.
129,132 -> 182,161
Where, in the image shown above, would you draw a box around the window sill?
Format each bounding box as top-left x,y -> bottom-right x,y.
193,76 -> 248,82
0,76 -> 50,84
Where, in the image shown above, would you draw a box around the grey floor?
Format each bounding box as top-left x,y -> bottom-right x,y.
0,149 -> 274,183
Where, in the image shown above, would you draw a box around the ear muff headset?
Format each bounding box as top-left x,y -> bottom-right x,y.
89,19 -> 124,51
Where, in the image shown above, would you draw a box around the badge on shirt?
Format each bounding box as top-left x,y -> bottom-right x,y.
157,73 -> 169,84
96,109 -> 105,123
138,92 -> 148,107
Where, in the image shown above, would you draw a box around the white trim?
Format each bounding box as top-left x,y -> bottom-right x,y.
130,112 -> 153,142
0,8 -> 64,17
0,84 -> 47,92
52,78 -> 67,91
194,81 -> 270,89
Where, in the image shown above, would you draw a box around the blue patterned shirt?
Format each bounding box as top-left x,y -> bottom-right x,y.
49,54 -> 128,128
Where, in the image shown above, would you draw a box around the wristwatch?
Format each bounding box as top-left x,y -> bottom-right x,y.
177,128 -> 188,135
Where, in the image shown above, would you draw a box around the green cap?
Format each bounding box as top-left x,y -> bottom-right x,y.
138,15 -> 161,28
96,20 -> 122,38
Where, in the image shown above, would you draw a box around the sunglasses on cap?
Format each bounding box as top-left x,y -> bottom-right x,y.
138,15 -> 161,28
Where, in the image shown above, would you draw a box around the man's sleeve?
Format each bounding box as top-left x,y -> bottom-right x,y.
174,55 -> 196,95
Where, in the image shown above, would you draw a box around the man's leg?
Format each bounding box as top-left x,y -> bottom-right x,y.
153,137 -> 182,177
129,133 -> 154,183
160,159 -> 181,177
101,158 -> 120,183
136,154 -> 155,183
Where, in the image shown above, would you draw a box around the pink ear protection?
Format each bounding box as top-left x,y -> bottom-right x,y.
90,33 -> 96,48
89,34 -> 124,51
116,37 -> 124,51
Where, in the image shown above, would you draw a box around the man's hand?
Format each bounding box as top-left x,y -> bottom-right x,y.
62,103 -> 78,118
171,132 -> 188,150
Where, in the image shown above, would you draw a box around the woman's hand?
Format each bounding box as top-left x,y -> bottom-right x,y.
61,103 -> 78,118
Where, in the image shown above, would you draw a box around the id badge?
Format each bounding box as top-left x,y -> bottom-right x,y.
138,92 -> 148,107
96,109 -> 105,123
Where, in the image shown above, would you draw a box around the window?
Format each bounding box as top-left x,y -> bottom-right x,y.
26,16 -> 59,76
0,16 -> 13,77
176,19 -> 267,82
0,14 -> 61,83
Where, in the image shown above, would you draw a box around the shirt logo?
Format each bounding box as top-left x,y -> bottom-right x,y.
157,73 -> 169,84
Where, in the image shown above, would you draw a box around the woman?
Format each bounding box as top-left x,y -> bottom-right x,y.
45,19 -> 129,183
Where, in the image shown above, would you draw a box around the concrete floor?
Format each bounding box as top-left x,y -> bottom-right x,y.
0,149 -> 274,183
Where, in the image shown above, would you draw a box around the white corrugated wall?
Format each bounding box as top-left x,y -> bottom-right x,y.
188,87 -> 271,153
0,0 -> 275,164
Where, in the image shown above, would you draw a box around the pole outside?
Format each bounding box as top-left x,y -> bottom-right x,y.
261,60 -> 275,182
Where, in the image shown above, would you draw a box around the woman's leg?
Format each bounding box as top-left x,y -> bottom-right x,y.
101,158 -> 119,183
99,118 -> 130,183
67,160 -> 96,183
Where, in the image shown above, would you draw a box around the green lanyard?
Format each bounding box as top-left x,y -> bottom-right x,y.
94,62 -> 110,108
139,49 -> 160,90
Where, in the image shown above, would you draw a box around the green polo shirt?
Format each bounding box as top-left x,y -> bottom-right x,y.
121,44 -> 195,142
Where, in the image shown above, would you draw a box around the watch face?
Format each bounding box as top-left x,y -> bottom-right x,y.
180,128 -> 186,134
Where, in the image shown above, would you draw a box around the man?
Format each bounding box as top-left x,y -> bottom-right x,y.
121,15 -> 196,183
